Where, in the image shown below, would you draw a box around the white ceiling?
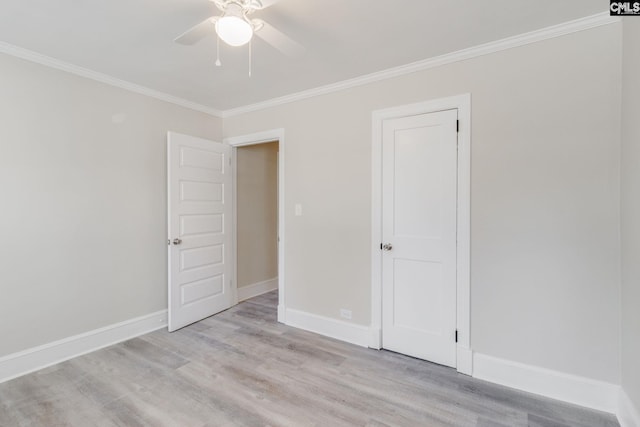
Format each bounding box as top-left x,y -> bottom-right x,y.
0,0 -> 606,112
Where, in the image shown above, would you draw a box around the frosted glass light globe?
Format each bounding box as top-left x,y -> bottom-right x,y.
216,15 -> 253,47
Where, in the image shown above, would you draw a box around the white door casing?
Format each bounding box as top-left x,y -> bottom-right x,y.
381,109 -> 458,367
167,132 -> 233,332
371,94 -> 472,375
225,129 -> 286,323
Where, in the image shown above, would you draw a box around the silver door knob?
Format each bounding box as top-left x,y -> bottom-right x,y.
172,238 -> 182,245
382,243 -> 393,251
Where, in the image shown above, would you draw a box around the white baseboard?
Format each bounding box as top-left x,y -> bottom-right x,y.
473,353 -> 619,414
285,308 -> 370,347
619,388 -> 640,427
457,346 -> 473,376
237,277 -> 278,302
277,304 -> 286,323
369,327 -> 382,349
0,310 -> 167,384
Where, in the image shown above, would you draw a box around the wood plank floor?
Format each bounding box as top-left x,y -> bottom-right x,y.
0,291 -> 619,426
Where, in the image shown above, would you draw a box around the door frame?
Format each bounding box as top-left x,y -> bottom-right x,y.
370,94 -> 472,375
224,128 -> 286,323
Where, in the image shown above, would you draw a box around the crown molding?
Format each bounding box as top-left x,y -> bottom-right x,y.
222,12 -> 619,117
0,41 -> 224,118
0,12 -> 619,119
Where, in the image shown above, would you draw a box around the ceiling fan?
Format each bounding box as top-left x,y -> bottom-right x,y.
174,0 -> 304,57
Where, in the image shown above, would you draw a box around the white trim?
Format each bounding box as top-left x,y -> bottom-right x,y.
277,304 -> 286,323
473,353 -> 619,414
237,277 -> 278,302
225,129 -> 285,146
0,310 -> 167,384
225,129 -> 286,323
618,388 -> 640,427
231,150 -> 240,307
456,347 -> 473,376
0,14 -> 617,119
371,94 -> 472,375
222,13 -> 618,117
456,96 -> 472,358
285,308 -> 370,348
369,327 -> 382,350
0,42 -> 223,118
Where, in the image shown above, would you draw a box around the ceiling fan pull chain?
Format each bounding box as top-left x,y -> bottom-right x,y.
216,34 -> 222,67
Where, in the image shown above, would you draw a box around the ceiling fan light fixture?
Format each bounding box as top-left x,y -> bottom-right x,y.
215,14 -> 253,47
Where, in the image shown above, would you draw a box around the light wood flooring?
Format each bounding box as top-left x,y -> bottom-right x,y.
0,291 -> 619,426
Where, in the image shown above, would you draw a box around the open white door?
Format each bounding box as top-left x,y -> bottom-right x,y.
381,109 -> 458,367
167,132 -> 233,332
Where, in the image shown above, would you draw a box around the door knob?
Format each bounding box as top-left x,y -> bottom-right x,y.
172,238 -> 182,245
382,243 -> 393,251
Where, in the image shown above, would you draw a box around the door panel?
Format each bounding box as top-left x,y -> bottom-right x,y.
393,259 -> 443,334
180,245 -> 223,271
180,214 -> 223,236
168,132 -> 233,332
393,126 -> 444,238
381,109 -> 458,367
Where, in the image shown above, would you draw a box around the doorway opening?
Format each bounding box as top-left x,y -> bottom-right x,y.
235,141 -> 279,302
226,129 -> 286,323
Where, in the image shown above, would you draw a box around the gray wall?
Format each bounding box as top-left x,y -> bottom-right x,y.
237,142 -> 279,288
0,19 -> 629,392
224,24 -> 623,383
621,18 -> 640,411
0,52 -> 221,357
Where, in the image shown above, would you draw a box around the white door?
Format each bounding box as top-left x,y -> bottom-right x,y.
167,132 -> 233,332
381,109 -> 458,367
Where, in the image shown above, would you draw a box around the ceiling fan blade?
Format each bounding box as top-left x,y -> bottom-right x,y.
254,21 -> 305,57
174,18 -> 215,45
255,0 -> 280,9
211,0 -> 227,12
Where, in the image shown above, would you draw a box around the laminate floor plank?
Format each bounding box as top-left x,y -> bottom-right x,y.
0,291 -> 619,427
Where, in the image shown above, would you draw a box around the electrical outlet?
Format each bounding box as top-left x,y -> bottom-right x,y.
295,203 -> 302,216
340,309 -> 352,320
